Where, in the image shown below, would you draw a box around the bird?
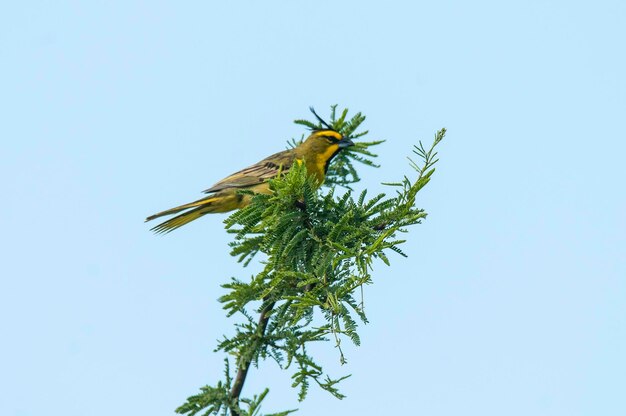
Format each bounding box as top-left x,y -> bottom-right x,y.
146,129 -> 354,233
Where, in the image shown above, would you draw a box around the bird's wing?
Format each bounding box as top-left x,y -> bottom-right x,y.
203,149 -> 295,193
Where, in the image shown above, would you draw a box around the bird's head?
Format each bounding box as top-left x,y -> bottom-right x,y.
296,129 -> 354,175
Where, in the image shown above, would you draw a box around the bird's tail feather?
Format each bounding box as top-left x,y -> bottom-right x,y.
145,195 -> 221,234
145,196 -> 219,222
148,204 -> 218,234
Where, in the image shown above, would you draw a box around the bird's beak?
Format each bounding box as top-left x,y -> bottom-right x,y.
338,137 -> 354,148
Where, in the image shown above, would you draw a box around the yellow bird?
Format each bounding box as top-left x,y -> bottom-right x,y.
146,129 -> 354,233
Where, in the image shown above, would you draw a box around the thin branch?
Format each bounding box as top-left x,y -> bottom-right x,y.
229,301 -> 276,416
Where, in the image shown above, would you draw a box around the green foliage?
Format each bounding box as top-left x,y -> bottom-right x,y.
177,106 -> 446,416
176,359 -> 297,416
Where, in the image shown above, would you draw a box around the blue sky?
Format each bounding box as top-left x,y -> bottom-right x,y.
2,1 -> 625,415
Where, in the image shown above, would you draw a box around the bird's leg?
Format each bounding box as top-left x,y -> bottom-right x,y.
294,199 -> 306,211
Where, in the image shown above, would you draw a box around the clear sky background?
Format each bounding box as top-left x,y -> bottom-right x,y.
2,1 -> 625,415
